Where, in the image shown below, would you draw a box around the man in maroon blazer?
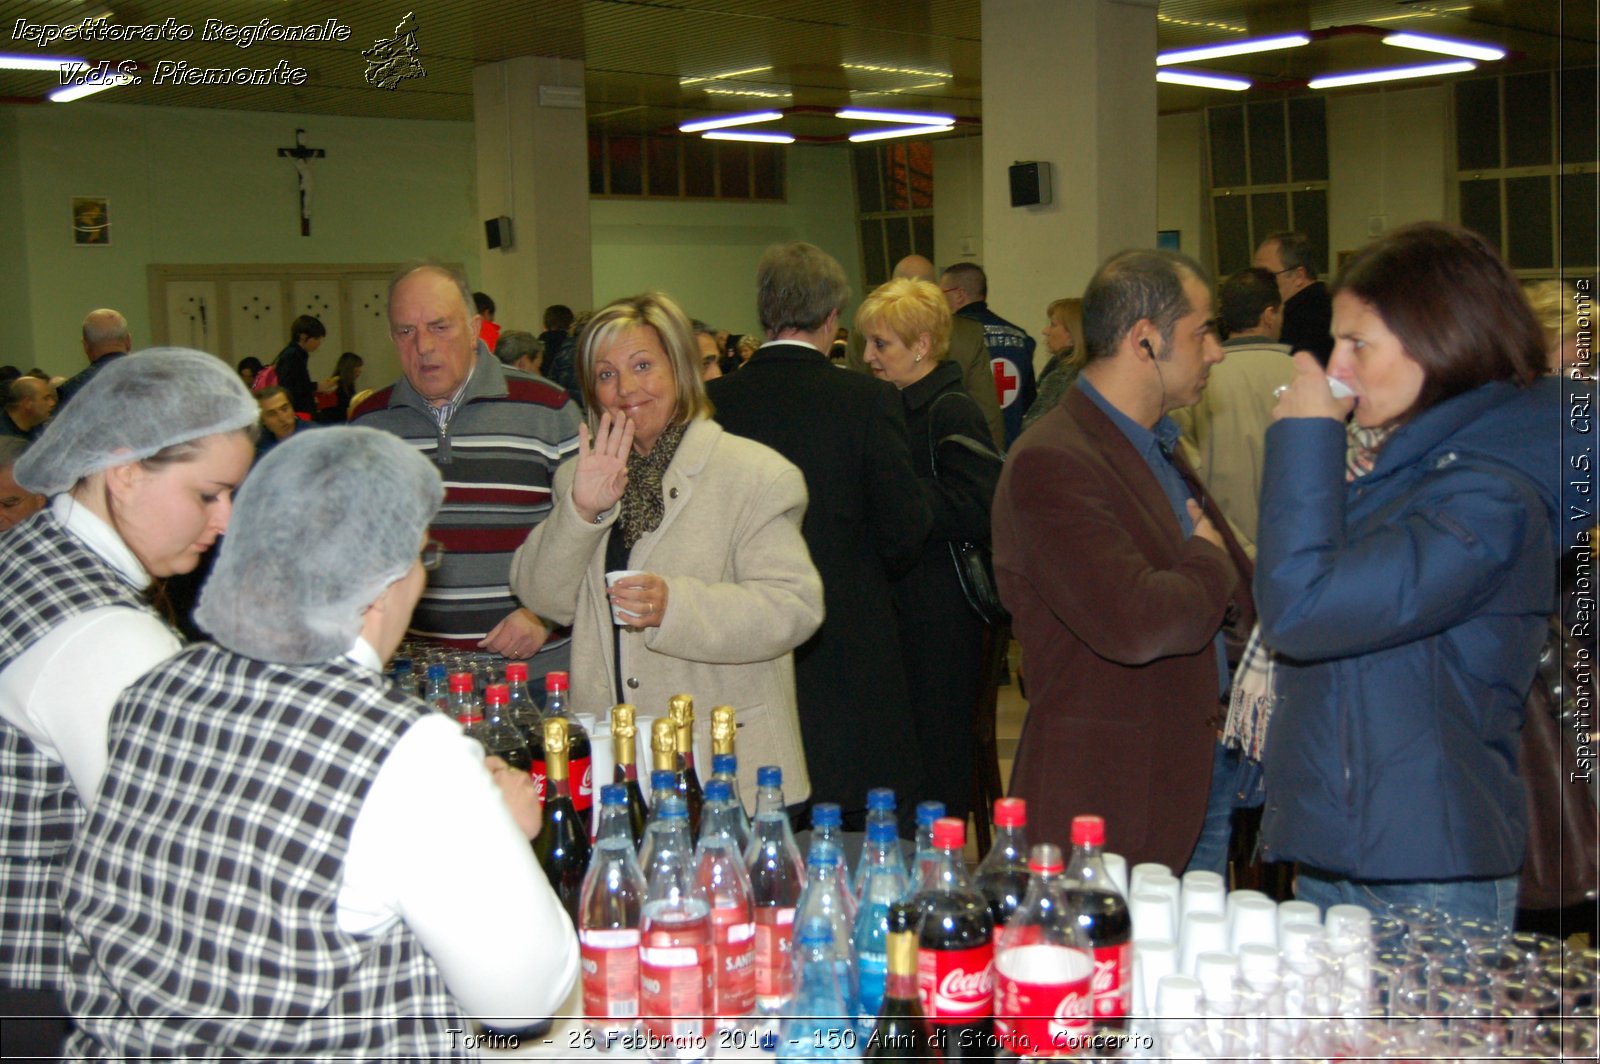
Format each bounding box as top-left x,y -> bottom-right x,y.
991,249 -> 1255,870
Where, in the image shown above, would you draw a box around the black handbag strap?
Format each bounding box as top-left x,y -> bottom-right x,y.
927,390 -> 1003,480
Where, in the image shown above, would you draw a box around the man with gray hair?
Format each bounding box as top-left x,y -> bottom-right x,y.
352,261 -> 580,672
992,248 -> 1254,871
2,377 -> 56,441
707,241 -> 931,829
493,329 -> 543,376
57,309 -> 132,409
1253,230 -> 1333,365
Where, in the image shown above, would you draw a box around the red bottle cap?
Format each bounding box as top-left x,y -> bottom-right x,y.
1028,843 -> 1064,875
1070,814 -> 1106,848
448,672 -> 474,693
545,670 -> 569,693
993,797 -> 1026,828
505,663 -> 529,683
484,683 -> 509,705
932,816 -> 965,850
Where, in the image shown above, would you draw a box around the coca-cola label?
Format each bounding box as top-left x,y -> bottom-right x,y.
641,942 -> 711,1043
711,907 -> 755,1017
1090,942 -> 1132,1019
994,944 -> 1094,1056
917,943 -> 995,1023
531,760 -> 548,801
580,928 -> 640,1020
753,906 -> 795,1005
571,756 -> 594,813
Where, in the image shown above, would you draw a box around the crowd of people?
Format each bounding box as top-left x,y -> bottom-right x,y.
0,222 -> 1586,1057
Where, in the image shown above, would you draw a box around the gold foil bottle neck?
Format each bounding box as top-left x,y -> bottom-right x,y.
886,928 -> 917,977
710,705 -> 736,756
651,716 -> 678,772
611,704 -> 637,763
542,717 -> 570,780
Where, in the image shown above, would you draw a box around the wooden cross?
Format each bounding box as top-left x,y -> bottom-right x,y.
276,128 -> 326,236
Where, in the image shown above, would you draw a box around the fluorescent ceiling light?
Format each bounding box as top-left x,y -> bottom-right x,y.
847,123 -> 953,143
836,108 -> 956,124
842,62 -> 949,79
1157,69 -> 1252,91
679,111 -> 783,133
1157,33 -> 1310,66
1382,32 -> 1505,61
48,73 -> 135,102
702,131 -> 795,144
0,54 -> 84,71
1309,59 -> 1475,90
705,88 -> 790,99
680,65 -> 772,86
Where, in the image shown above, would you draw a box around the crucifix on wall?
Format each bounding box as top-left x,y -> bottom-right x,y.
276,128 -> 326,236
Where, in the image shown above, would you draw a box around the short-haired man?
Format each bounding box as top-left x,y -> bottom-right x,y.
0,438 -> 45,531
254,385 -> 314,461
707,242 -> 932,829
274,314 -> 327,417
1254,231 -> 1333,365
494,330 -> 543,375
56,309 -> 131,409
992,248 -> 1254,870
1169,266 -> 1297,553
473,291 -> 500,353
2,376 -> 57,441
353,262 -> 581,672
690,320 -> 722,381
846,255 -> 1005,449
939,262 -> 1036,448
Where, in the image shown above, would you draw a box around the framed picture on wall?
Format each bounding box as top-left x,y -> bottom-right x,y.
73,197 -> 110,245
1157,229 -> 1181,252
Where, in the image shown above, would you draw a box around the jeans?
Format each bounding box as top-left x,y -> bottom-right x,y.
1294,866 -> 1521,934
1183,742 -> 1264,877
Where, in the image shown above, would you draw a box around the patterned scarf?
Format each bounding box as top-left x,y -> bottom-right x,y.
1224,422 -> 1395,759
617,420 -> 688,550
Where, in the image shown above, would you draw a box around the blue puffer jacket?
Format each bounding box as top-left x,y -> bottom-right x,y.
1256,377 -> 1562,881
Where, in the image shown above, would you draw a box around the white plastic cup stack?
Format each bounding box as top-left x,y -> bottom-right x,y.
1102,851 -> 1129,898
1154,973 -> 1207,1057
1228,892 -> 1281,952
1132,938 -> 1178,1032
633,714 -> 659,773
1130,891 -> 1178,943
1324,903 -> 1374,1019
586,714 -> 613,836
1195,950 -> 1243,1055
1277,899 -> 1321,939
1140,873 -> 1182,939
1179,911 -> 1228,976
1178,871 -> 1226,925
1128,862 -> 1170,898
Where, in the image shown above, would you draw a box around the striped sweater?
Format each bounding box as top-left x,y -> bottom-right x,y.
353,354 -> 581,668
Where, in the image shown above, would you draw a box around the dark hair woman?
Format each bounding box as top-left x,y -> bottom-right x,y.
316,352 -> 365,423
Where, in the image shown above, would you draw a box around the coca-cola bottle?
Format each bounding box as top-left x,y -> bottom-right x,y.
914,801 -> 946,891
448,670 -> 480,726
533,716 -> 593,929
746,765 -> 804,1017
915,817 -> 995,1059
696,779 -> 756,1029
638,769 -> 679,871
531,671 -> 594,817
474,683 -> 534,772
610,703 -> 649,849
639,795 -> 713,1062
866,901 -> 941,1060
505,661 -> 541,743
668,694 -> 705,836
580,784 -> 646,1047
1062,815 -> 1131,1032
993,843 -> 1094,1059
973,798 -> 1029,943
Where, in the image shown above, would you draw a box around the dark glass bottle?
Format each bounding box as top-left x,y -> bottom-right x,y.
668,693 -> 704,837
532,716 -> 593,929
475,683 -> 533,773
866,901 -> 942,1061
610,703 -> 649,849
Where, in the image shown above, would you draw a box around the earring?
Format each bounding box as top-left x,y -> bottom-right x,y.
914,355 -> 922,363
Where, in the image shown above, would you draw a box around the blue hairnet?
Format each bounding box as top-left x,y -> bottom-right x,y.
15,348 -> 259,495
195,427 -> 444,664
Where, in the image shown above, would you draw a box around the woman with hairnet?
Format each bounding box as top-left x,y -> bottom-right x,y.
60,428 -> 577,1060
0,348 -> 257,1052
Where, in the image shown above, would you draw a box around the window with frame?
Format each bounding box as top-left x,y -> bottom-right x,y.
853,141 -> 935,287
1453,67 -> 1598,277
588,132 -> 786,201
1206,96 -> 1330,279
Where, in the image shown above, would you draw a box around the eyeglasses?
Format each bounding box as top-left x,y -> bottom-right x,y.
420,538 -> 446,571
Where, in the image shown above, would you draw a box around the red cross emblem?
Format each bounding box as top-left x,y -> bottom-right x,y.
992,357 -> 1021,408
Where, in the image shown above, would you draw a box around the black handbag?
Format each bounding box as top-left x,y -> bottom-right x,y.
928,393 -> 1009,627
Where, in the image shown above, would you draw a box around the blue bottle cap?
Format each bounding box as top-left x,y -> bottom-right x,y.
600,784 -> 625,806
757,765 -> 782,788
916,800 -> 946,827
426,663 -> 447,680
812,802 -> 842,829
705,779 -> 731,802
651,770 -> 677,792
392,656 -> 413,671
867,788 -> 896,812
658,795 -> 688,820
712,753 -> 737,775
867,819 -> 898,844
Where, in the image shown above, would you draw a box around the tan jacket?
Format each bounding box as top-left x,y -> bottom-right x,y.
511,417 -> 822,804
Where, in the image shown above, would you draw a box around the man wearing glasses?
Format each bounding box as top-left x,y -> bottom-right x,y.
1253,230 -> 1333,366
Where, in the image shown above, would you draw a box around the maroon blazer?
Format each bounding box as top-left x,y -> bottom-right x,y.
992,385 -> 1254,869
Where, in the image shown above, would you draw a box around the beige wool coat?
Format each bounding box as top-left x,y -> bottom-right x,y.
511,416 -> 822,805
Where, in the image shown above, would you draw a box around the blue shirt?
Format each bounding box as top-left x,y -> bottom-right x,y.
1078,376 -> 1230,696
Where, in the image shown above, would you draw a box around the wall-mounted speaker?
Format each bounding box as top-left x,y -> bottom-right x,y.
1008,162 -> 1052,208
485,216 -> 514,250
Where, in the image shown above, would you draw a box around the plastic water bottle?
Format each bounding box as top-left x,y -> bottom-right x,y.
810,803 -> 854,905
579,784 -> 646,1049
697,780 -> 756,1031
638,769 -> 680,870
746,766 -> 804,1017
710,753 -> 751,853
852,818 -> 910,1037
423,662 -> 449,713
852,788 -> 899,897
639,796 -> 713,1062
795,836 -> 858,1024
777,916 -> 856,1061
913,801 -> 945,891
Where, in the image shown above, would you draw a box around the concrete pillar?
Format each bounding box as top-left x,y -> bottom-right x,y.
980,0 -> 1159,356
473,56 -> 592,332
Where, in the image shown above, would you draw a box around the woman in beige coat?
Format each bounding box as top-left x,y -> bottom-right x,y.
511,292 -> 823,806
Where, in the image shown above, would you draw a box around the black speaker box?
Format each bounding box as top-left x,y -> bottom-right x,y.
1008,162 -> 1052,207
485,216 -> 514,250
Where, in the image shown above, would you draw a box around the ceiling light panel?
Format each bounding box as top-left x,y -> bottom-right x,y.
1382,32 -> 1506,62
847,123 -> 953,143
1308,60 -> 1476,90
1156,69 -> 1251,91
679,110 -> 783,133
1156,33 -> 1310,66
701,130 -> 795,144
836,108 -> 956,124
0,54 -> 84,71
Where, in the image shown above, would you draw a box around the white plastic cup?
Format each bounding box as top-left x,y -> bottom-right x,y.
1228,893 -> 1281,952
1178,874 -> 1226,926
1155,973 -> 1205,1027
604,569 -> 647,625
1131,890 -> 1178,943
1277,899 -> 1321,939
1133,938 -> 1178,1023
1195,950 -> 1240,1011
1140,872 -> 1182,936
1236,942 -> 1281,985
1178,911 -> 1228,977
1324,903 -> 1372,946
1103,851 -> 1129,898
1129,862 -> 1171,898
